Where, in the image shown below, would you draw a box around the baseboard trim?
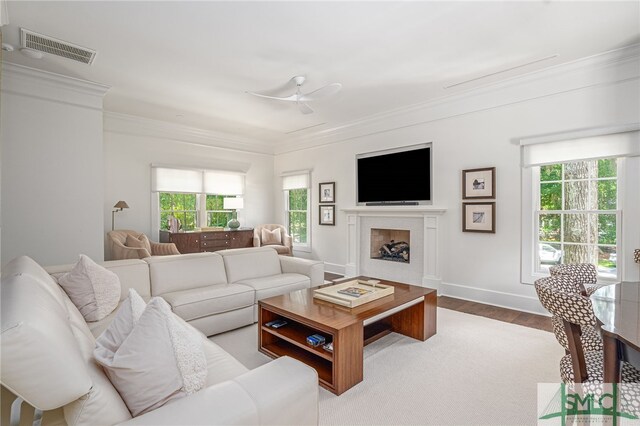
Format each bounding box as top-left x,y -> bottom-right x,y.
324,262 -> 346,276
439,281 -> 549,316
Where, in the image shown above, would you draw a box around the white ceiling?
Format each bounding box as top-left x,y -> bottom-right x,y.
2,1 -> 639,147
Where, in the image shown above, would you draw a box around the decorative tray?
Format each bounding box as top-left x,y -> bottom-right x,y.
313,279 -> 394,308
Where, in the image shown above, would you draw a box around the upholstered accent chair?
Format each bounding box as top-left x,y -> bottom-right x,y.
535,281 -> 640,403
253,224 -> 293,256
535,275 -> 603,353
108,230 -> 180,260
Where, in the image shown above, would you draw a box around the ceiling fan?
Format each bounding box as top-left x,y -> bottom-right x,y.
247,76 -> 341,114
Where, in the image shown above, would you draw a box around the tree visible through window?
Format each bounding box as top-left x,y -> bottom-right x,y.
160,193 -> 197,231
286,188 -> 308,244
536,158 -> 618,277
206,195 -> 233,227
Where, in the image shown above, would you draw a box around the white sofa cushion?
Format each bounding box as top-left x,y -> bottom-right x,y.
219,247 -> 282,283
202,339 -> 249,387
162,283 -> 254,322
96,289 -> 147,354
237,273 -> 310,302
95,297 -> 207,417
0,257 -> 92,411
147,253 -> 227,295
58,255 -> 121,322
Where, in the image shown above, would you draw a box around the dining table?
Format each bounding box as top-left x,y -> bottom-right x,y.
591,281 -> 640,383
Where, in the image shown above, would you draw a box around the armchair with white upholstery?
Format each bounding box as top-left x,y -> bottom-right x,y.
253,224 -> 293,256
108,230 -> 179,260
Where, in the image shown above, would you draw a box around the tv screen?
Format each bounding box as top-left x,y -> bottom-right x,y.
357,145 -> 431,204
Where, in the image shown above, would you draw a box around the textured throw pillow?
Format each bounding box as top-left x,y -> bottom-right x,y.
58,254 -> 121,322
261,227 -> 282,246
94,296 -> 207,417
125,234 -> 152,254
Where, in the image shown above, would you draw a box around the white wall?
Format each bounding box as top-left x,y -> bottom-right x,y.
274,49 -> 640,313
104,116 -> 275,259
1,63 -> 108,266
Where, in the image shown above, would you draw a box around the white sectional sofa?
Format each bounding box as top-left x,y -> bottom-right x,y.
1,247 -> 323,425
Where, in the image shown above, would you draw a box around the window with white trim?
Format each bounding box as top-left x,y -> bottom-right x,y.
520,127 -> 639,284
152,166 -> 244,231
282,172 -> 310,250
534,158 -> 619,278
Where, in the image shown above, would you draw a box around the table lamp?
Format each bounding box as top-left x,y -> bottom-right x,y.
223,197 -> 244,230
111,201 -> 129,230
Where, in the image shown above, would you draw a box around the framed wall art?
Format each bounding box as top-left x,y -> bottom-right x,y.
319,205 -> 335,226
462,167 -> 495,199
462,202 -> 495,233
319,182 -> 335,203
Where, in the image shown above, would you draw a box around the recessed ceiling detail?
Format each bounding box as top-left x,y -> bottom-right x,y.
20,28 -> 96,65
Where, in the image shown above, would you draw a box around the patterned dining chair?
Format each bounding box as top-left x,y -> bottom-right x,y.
549,263 -> 601,296
535,275 -> 602,353
535,281 -> 640,386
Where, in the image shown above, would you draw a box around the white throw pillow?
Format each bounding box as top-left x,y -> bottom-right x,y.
58,254 -> 121,322
94,296 -> 207,417
261,227 -> 282,245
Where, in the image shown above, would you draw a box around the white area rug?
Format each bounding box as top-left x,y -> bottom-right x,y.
210,308 -> 564,425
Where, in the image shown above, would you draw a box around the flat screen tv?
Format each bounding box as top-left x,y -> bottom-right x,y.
356,143 -> 432,205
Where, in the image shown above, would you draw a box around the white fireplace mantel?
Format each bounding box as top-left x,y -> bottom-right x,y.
341,206 -> 447,289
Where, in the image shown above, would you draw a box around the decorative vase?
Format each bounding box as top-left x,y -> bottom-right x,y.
227,211 -> 240,229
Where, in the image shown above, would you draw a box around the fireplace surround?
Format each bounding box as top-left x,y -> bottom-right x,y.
342,206 -> 446,289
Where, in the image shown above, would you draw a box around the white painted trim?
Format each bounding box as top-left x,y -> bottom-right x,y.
104,111 -> 275,155
440,281 -> 550,316
342,206 -> 447,215
275,44 -> 640,154
1,62 -> 109,109
323,262 -> 346,276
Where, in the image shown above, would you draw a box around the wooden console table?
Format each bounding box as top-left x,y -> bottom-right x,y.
160,228 -> 253,253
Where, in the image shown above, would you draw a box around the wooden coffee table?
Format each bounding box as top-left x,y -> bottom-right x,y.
258,276 -> 437,395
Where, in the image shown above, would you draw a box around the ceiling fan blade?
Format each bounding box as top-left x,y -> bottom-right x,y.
246,91 -> 298,102
298,102 -> 314,114
298,83 -> 342,102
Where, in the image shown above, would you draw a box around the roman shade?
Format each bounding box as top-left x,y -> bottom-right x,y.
282,172 -> 310,190
520,128 -> 640,167
152,166 -> 245,195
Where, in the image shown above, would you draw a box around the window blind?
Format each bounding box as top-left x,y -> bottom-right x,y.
282,172 -> 310,190
152,166 -> 245,195
204,171 -> 245,195
521,130 -> 639,167
151,167 -> 203,193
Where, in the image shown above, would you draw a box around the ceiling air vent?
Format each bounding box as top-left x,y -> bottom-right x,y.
20,28 -> 97,65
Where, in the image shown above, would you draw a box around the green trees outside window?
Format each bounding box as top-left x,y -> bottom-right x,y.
160,193 -> 233,230
206,194 -> 233,227
537,158 -> 618,277
160,193 -> 197,231
286,188 -> 308,244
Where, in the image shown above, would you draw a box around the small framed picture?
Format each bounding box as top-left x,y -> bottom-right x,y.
462,167 -> 495,199
319,205 -> 335,226
463,202 -> 495,233
319,182 -> 335,203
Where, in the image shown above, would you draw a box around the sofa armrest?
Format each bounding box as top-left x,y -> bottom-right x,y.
118,357 -> 318,426
279,256 -> 324,287
149,241 -> 180,256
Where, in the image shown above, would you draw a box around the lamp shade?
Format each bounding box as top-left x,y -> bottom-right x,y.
114,200 -> 129,209
223,197 -> 244,210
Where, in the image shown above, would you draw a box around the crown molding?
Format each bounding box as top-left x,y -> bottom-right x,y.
1,62 -> 110,109
275,44 -> 640,155
104,111 -> 275,156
